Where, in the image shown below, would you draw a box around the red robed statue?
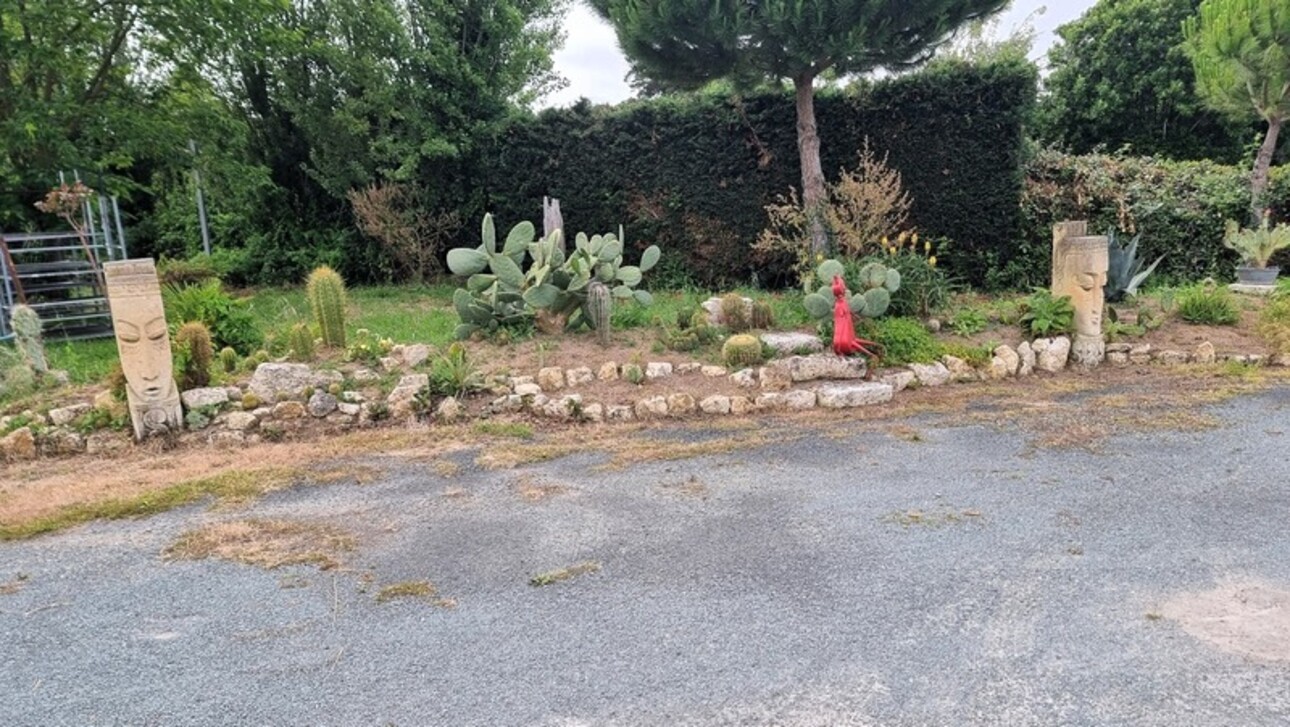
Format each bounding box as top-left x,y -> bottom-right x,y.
831,275 -> 880,361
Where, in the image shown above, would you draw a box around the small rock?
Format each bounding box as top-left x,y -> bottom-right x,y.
994,345 -> 1020,376
755,393 -> 784,410
249,363 -> 340,401
909,362 -> 951,387
1017,342 -> 1035,376
225,411 -> 259,431
786,355 -> 866,382
760,332 -> 824,356
701,296 -> 751,326
565,367 -> 595,387
1106,343 -> 1133,354
387,374 -> 430,411
676,363 -> 703,375
729,396 -> 756,415
816,383 -> 894,409
987,357 -> 1011,380
508,375 -> 535,387
1031,338 -> 1050,354
401,344 -> 431,368
924,318 -> 942,333
86,431 -> 129,455
48,403 -> 91,427
351,368 -> 380,383
597,362 -> 620,381
340,391 -> 365,404
436,396 -> 462,421
307,392 -> 338,418
337,403 -> 362,417
1154,350 -> 1189,365
942,355 -> 977,382
1108,351 -> 1130,366
700,395 -> 731,415
1,427 -> 37,461
1036,337 -> 1071,373
666,393 -> 697,415
606,405 -> 635,422
1194,341 -> 1217,365
209,430 -> 246,447
224,386 -> 243,401
634,396 -> 668,419
1129,343 -> 1153,364
272,401 -> 307,420
181,387 -> 230,411
537,367 -> 565,392
514,383 -> 542,397
782,390 -> 817,410
730,368 -> 758,388
759,364 -> 793,391
583,403 -> 604,423
701,366 -> 728,378
645,362 -> 674,380
878,370 -> 916,393
544,395 -> 584,420
48,370 -> 70,386
490,395 -> 523,414
379,356 -> 401,371
42,428 -> 85,456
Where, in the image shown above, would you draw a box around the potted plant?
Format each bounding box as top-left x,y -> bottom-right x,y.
1224,211 -> 1290,285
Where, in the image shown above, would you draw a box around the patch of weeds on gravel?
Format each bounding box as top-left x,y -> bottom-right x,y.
473,422 -> 534,439
0,573 -> 30,595
164,519 -> 356,570
375,580 -> 456,608
529,560 -> 601,587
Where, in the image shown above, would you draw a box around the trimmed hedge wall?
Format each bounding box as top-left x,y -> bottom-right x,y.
479,58 -> 1037,289
1017,149 -> 1290,290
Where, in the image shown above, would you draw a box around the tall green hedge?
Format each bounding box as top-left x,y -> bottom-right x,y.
479,57 -> 1037,289
1018,148 -> 1290,289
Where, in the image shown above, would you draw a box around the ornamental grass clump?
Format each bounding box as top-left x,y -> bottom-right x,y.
1178,282 -> 1240,325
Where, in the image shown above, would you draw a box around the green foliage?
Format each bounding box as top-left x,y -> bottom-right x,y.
162,281 -> 263,354
1257,293 -> 1290,354
854,248 -> 952,318
428,343 -> 483,399
174,322 -> 214,390
1106,229 -> 1164,302
484,57 -> 1036,289
344,329 -> 393,363
307,266 -> 347,348
802,259 -> 901,322
721,334 -> 765,368
587,282 -> 614,346
219,347 -> 239,374
10,305 -> 48,374
941,341 -> 995,368
1020,289 -> 1076,337
288,323 -> 316,362
662,322 -> 720,352
950,308 -> 988,337
1177,283 -> 1241,325
1039,0 -> 1244,161
622,363 -> 645,385
1223,214 -> 1290,268
861,317 -> 944,365
721,294 -> 751,333
447,214 -> 661,339
157,256 -> 222,288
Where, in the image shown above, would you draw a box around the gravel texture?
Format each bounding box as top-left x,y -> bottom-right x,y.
2,386 -> 1289,726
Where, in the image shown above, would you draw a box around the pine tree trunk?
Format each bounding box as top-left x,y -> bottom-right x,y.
1250,116 -> 1282,226
794,73 -> 829,255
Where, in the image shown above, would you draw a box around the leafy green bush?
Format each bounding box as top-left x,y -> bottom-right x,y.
860,317 -> 942,365
950,307 -> 987,337
162,281 -> 263,354
1178,284 -> 1240,325
1020,289 -> 1075,336
1256,294 -> 1290,355
157,255 -> 222,288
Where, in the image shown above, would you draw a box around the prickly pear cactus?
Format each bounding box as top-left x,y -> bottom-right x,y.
10,304 -> 47,374
802,258 -> 901,322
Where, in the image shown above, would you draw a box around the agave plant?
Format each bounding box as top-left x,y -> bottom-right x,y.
1105,229 -> 1163,302
447,214 -> 660,338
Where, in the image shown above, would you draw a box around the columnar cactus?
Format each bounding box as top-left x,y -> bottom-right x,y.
803,259 -> 901,322
751,300 -> 775,330
307,266 -> 347,348
722,334 -> 764,367
289,323 -> 315,362
587,281 -> 613,346
175,321 -> 213,390
219,347 -> 239,374
10,304 -> 47,374
721,294 -> 750,332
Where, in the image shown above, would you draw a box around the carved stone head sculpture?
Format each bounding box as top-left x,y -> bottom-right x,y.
1052,221 -> 1109,366
104,259 -> 183,440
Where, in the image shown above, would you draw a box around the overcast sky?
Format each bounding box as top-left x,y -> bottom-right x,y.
543,1 -> 1099,108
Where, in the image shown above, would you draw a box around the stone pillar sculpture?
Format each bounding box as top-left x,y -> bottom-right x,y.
1052,221 -> 1109,366
103,259 -> 183,440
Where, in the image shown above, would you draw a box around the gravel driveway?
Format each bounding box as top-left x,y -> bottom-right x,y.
3,385 -> 1289,726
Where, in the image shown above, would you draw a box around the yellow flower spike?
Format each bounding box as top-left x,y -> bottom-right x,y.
911,232 -> 919,245
881,236 -> 889,247
924,240 -> 931,253
928,255 -> 937,268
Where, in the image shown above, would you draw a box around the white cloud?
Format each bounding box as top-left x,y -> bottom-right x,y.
541,0 -> 1097,110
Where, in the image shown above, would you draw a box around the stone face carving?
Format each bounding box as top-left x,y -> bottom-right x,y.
104,259 -> 183,440
1052,221 -> 1109,366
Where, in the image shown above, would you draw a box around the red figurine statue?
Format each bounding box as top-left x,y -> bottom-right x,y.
831,275 -> 881,360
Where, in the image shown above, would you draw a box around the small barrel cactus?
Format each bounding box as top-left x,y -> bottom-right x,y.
175,321 -> 213,390
307,266 -> 347,348
721,293 -> 750,332
11,304 -> 47,374
288,322 -> 315,362
722,334 -> 763,367
241,392 -> 262,411
751,300 -> 775,330
219,347 -> 239,374
587,281 -> 613,346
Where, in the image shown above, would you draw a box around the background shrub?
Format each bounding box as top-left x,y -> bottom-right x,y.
162,281 -> 264,354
